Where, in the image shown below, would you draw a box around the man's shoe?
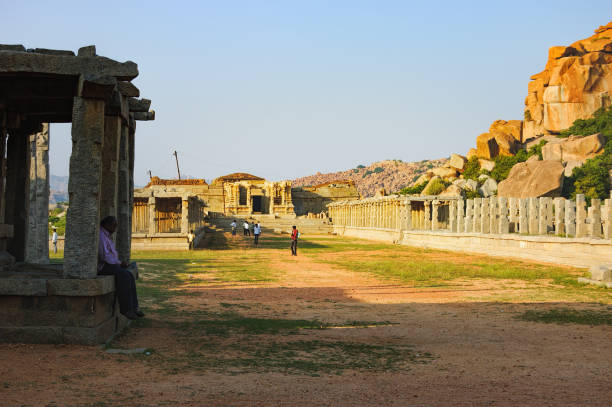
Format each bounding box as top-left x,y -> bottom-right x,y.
123,311 -> 138,320
135,310 -> 145,318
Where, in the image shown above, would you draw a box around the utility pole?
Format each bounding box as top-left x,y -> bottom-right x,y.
148,170 -> 152,180
173,150 -> 181,180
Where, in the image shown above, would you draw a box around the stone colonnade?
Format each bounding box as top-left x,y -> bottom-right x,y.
328,193 -> 612,240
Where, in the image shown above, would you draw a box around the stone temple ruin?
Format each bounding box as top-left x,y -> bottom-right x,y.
132,175 -> 360,249
0,45 -> 154,344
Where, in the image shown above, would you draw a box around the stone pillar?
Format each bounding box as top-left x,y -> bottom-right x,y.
424,201 -> 431,230
588,199 -> 602,238
99,116 -> 121,219
553,198 -> 565,236
508,197 -> 518,233
565,199 -> 576,237
432,200 -> 439,231
575,194 -> 587,238
498,197 -> 509,234
518,198 -> 529,234
528,198 -> 539,235
456,199 -> 464,233
116,125 -> 132,261
473,198 -> 481,233
480,198 -> 490,234
25,124 -> 50,264
0,127 -> 7,226
538,197 -> 552,235
181,196 -> 189,234
449,200 -> 457,232
604,198 -> 612,240
405,200 -> 412,231
147,196 -> 156,235
64,97 -> 105,279
465,199 -> 474,233
5,130 -> 30,261
489,197 -> 498,234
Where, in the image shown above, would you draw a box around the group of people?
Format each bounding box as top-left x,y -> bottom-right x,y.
230,219 -> 262,246
230,219 -> 299,255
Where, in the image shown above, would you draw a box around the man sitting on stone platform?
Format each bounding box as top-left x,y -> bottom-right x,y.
98,216 -> 144,320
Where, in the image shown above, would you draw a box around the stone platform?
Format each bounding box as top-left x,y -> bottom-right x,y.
0,264 -> 129,345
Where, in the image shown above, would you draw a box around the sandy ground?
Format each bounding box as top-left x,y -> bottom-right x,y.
0,238 -> 610,407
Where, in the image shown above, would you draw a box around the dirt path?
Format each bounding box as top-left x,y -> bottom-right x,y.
0,236 -> 610,406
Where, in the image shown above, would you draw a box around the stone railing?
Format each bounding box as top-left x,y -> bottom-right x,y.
327,193 -> 612,240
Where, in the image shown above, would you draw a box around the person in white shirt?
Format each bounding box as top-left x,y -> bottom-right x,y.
230,220 -> 237,238
51,227 -> 58,254
243,220 -> 250,237
253,223 -> 261,246
187,229 -> 195,250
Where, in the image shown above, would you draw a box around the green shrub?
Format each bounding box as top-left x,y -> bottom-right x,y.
463,157 -> 481,180
464,189 -> 481,199
49,216 -> 66,236
423,178 -> 449,195
524,109 -> 532,121
357,164 -> 365,169
426,163 -> 434,169
398,181 -> 427,195
362,170 -> 373,178
373,167 -> 384,173
560,106 -> 612,201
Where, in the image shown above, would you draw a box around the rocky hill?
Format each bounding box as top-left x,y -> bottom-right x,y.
292,158 -> 448,197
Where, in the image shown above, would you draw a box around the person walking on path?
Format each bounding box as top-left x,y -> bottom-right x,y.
98,216 -> 144,320
187,229 -> 195,250
51,227 -> 58,254
290,225 -> 298,256
254,222 -> 261,246
231,220 -> 237,239
244,220 -> 250,236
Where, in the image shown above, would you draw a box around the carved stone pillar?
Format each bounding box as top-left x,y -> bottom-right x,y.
519,198 -> 529,234
565,199 -> 576,237
464,199 -> 474,233
473,198 -> 481,233
25,124 -> 50,264
99,116 -> 121,219
588,199 -> 602,238
456,199 -> 464,233
575,194 -> 587,238
480,198 -> 490,234
5,129 -> 30,261
181,196 -> 189,234
64,97 -> 106,279
116,125 -> 131,262
528,198 -> 539,235
554,198 -> 565,235
489,197 -> 498,234
498,197 -> 509,234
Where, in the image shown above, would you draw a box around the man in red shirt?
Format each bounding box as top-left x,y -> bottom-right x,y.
290,225 -> 298,256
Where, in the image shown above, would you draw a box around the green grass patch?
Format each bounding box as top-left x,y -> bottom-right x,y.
517,308 -> 612,325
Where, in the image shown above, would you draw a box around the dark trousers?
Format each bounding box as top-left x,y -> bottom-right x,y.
99,263 -> 139,315
254,233 -> 259,245
244,228 -> 250,236
291,240 -> 298,256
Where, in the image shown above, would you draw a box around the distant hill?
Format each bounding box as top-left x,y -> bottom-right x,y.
292,158 -> 448,198
50,175 -> 69,204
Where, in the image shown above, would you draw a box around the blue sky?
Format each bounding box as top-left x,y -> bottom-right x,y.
3,1 -> 611,185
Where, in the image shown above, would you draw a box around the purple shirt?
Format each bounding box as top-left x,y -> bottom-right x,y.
98,227 -> 120,271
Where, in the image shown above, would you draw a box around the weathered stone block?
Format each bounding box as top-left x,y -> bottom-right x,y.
590,265 -> 612,282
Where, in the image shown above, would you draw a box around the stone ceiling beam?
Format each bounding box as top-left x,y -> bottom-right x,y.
133,111 -> 155,121
117,81 -> 139,97
0,49 -> 138,80
77,74 -> 116,100
128,98 -> 151,112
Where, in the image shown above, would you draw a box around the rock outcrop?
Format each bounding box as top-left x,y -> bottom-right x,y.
475,120 -> 522,159
497,160 -> 565,198
523,21 -> 612,141
292,158 -> 447,197
541,133 -> 605,162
